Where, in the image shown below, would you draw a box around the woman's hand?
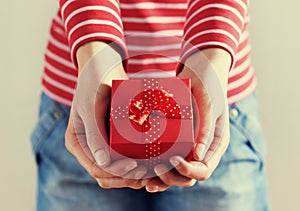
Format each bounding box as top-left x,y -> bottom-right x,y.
145,48 -> 231,192
65,42 -> 148,189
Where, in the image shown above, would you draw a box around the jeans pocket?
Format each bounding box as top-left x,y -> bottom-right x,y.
30,93 -> 66,163
225,94 -> 267,166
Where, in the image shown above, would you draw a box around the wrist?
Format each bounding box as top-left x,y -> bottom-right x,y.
185,48 -> 231,90
76,41 -> 122,72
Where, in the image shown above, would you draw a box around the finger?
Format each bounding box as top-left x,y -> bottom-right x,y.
170,115 -> 229,182
154,164 -> 196,187
69,109 -> 95,161
193,117 -> 215,161
192,87 -> 215,161
145,177 -> 170,193
96,177 -> 145,190
66,116 -> 139,180
203,113 -> 230,163
95,84 -> 111,143
178,69 -> 213,146
65,113 -> 113,179
169,156 -> 212,181
123,165 -> 148,180
104,159 -> 139,177
81,85 -> 111,167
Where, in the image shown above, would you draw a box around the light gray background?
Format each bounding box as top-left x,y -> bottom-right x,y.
0,1 -> 299,210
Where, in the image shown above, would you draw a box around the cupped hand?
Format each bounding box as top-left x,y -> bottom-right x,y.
145,48 -> 231,192
65,42 -> 148,189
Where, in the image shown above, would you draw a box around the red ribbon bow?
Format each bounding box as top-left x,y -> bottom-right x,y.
129,89 -> 181,128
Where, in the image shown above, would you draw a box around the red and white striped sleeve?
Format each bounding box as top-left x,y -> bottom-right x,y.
181,0 -> 249,70
59,0 -> 127,68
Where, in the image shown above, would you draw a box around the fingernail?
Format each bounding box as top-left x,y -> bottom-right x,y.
146,185 -> 158,193
154,166 -> 165,176
125,161 -> 138,172
152,186 -> 159,192
195,144 -> 206,161
95,150 -> 108,166
204,150 -> 214,163
135,170 -> 146,179
169,156 -> 183,167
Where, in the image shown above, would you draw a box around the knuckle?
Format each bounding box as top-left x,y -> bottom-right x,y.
185,179 -> 196,187
64,141 -> 73,154
160,178 -> 171,186
64,131 -> 71,148
130,180 -> 144,189
64,130 -> 70,141
64,129 -> 78,153
220,136 -> 230,153
97,180 -> 109,189
77,102 -> 93,116
89,169 -> 98,179
201,127 -> 211,134
124,179 -> 134,187
89,163 -> 101,178
198,124 -> 209,135
198,172 -> 212,181
64,135 -> 75,153
180,165 -> 192,177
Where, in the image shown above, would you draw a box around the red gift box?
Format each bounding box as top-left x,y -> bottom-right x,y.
110,78 -> 194,166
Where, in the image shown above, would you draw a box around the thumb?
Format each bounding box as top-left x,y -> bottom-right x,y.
193,97 -> 215,161
178,68 -> 214,161
81,85 -> 112,167
202,112 -> 229,163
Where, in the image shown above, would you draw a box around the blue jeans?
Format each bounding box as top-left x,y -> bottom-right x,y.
30,92 -> 269,211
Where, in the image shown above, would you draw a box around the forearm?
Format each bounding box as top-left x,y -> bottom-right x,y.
182,0 -> 249,71
76,40 -> 127,88
185,48 -> 231,91
76,41 -> 119,71
59,0 -> 126,68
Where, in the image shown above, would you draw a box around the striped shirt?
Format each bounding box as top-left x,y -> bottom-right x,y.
42,0 -> 256,106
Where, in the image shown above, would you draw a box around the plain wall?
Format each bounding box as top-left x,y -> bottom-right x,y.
0,1 -> 299,210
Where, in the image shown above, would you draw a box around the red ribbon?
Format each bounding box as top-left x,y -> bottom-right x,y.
129,89 -> 181,128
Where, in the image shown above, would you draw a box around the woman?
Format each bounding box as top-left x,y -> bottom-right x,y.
31,0 -> 269,210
